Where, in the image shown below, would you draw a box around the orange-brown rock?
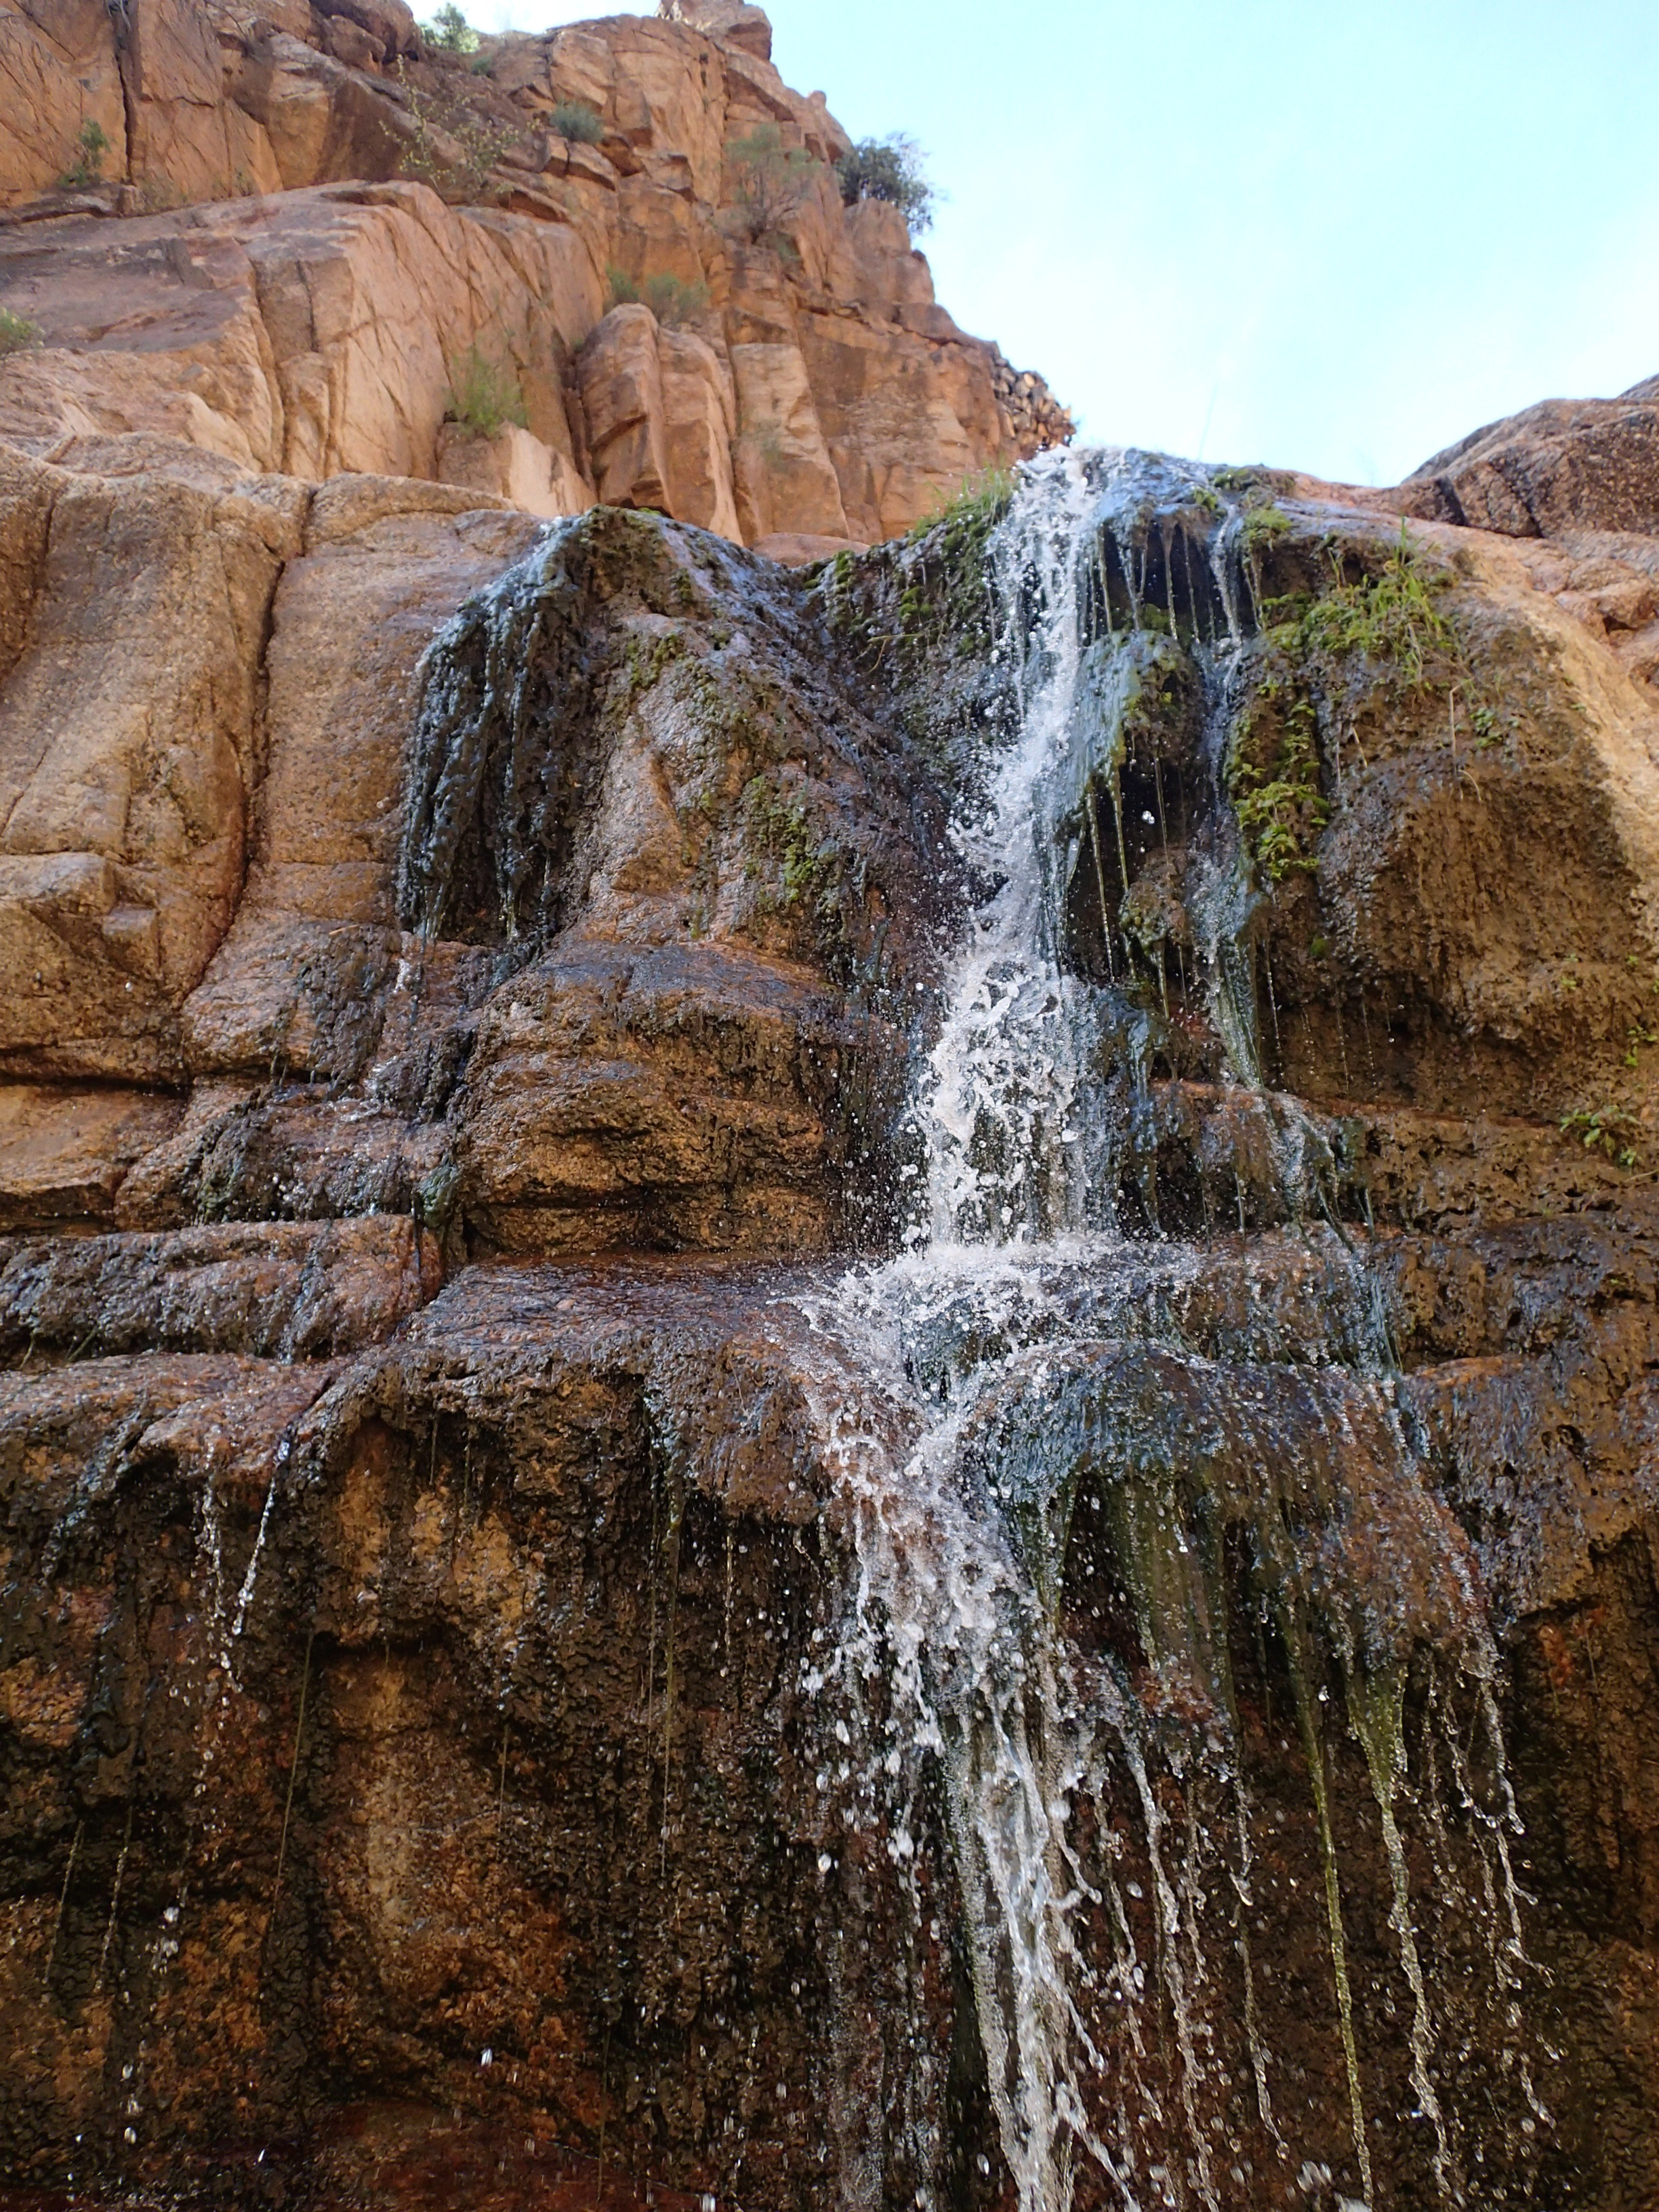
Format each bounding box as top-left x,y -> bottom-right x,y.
0,5 -> 1071,552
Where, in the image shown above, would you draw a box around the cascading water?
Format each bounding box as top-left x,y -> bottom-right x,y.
794,451 -> 1538,2212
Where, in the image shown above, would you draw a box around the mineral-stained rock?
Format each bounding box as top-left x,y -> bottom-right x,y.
0,1214 -> 436,1361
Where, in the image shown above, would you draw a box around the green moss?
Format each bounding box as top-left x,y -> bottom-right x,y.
741,775 -> 834,909
1296,525 -> 1456,687
1242,502 -> 1292,550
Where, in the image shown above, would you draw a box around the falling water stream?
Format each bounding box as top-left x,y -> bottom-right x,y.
792,453 -> 1534,2212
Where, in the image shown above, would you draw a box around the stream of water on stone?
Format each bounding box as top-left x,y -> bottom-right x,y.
791,451 -> 1536,2212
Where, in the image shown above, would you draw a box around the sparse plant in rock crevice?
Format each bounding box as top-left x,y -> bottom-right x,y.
907,465 -> 1016,550
836,133 -> 935,234
1560,1104 -> 1645,1169
445,343 -> 527,436
1228,685 -> 1330,883
550,99 -> 604,145
0,308 -> 42,357
726,124 -> 818,246
59,118 -> 110,190
607,266 -> 712,327
395,61 -> 516,201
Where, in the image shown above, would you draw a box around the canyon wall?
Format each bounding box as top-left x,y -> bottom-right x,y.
0,0 -> 1071,560
0,7 -> 1656,2209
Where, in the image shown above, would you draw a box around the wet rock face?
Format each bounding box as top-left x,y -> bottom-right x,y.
396,508 -> 951,1258
0,413 -> 1658,2212
0,1268 -> 990,2207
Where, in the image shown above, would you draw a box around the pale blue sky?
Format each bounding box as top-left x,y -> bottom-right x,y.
470,1 -> 1659,485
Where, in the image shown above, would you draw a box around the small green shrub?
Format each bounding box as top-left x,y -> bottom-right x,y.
606,266 -> 712,327
550,100 -> 604,145
727,124 -> 817,245
59,119 -> 109,190
445,344 -> 527,436
1560,1104 -> 1643,1170
835,134 -> 935,233
0,308 -> 41,356
422,2 -> 478,52
396,62 -> 514,201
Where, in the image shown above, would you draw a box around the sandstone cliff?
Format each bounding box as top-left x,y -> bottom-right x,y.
0,0 -> 1071,560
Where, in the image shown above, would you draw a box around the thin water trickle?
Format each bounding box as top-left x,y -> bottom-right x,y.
795,451 -> 1532,2211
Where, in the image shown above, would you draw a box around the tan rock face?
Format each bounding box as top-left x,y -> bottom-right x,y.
0,450 -> 304,1082
182,478 -> 543,1084
0,0 -> 128,205
657,0 -> 773,64
0,5 -> 1070,553
436,419 -> 592,520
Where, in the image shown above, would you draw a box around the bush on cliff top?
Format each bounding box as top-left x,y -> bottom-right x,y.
836,134 -> 935,234
727,125 -> 817,245
422,1 -> 478,52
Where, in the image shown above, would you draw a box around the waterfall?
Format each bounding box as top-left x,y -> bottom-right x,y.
798,452 -> 1535,2212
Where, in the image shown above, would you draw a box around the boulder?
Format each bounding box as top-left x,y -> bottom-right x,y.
316,0 -> 419,62
577,301 -> 671,512
657,0 -> 773,64
1398,378 -> 1659,537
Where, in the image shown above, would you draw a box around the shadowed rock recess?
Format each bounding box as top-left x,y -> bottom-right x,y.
1,20 -> 1659,2212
